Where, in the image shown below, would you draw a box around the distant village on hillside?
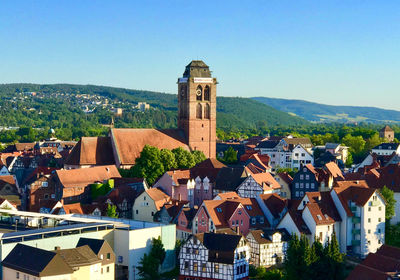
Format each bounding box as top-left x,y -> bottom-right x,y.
0,61 -> 400,280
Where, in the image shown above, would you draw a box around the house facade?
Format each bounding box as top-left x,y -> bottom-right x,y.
291,164 -> 319,199
179,233 -> 250,280
331,181 -> 385,258
246,229 -> 289,267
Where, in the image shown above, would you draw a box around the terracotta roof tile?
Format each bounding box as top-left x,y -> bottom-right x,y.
286,199 -> 311,235
166,170 -> 191,185
251,172 -> 281,191
277,172 -> 293,185
333,180 -> 376,216
111,128 -> 189,165
203,200 -> 242,228
146,188 -> 170,210
56,165 -> 121,188
65,137 -> 115,166
259,193 -> 287,218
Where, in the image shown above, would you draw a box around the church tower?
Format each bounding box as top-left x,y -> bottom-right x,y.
178,61 -> 217,158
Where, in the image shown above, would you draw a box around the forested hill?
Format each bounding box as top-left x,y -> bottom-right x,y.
253,96 -> 400,123
0,84 -> 308,141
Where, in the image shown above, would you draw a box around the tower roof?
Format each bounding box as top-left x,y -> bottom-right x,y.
381,125 -> 394,132
183,60 -> 211,78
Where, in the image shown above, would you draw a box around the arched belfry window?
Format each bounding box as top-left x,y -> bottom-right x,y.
204,85 -> 210,101
205,103 -> 210,119
196,103 -> 202,119
196,85 -> 202,101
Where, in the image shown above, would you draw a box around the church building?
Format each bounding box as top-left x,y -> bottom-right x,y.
65,61 -> 217,169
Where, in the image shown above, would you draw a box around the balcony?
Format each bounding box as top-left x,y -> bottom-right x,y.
352,240 -> 361,246
352,229 -> 361,235
352,217 -> 361,224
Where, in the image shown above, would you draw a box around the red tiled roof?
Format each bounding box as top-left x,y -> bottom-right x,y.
347,245 -> 400,280
56,165 -> 121,188
215,192 -> 240,200
346,264 -> 393,280
305,192 -> 341,223
259,193 -> 287,218
166,170 -> 191,185
277,172 -> 293,185
203,200 -> 243,228
251,172 -> 281,191
146,188 -> 170,210
324,162 -> 344,180
286,200 -> 311,235
65,137 -> 115,166
111,128 -> 189,165
334,180 -> 376,216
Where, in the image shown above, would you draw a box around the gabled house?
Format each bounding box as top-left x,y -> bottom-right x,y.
256,137 -> 313,170
213,167 -> 248,196
132,188 -> 171,222
2,244 -> 74,280
291,144 -> 314,170
154,159 -> 226,208
291,164 -> 320,199
236,172 -> 280,198
256,193 -> 287,229
76,237 -> 115,278
277,200 -> 311,238
295,192 -> 341,245
246,229 -> 290,267
154,200 -> 188,224
274,172 -> 293,199
179,232 -> 250,280
0,175 -> 21,209
212,195 -> 268,229
193,199 -> 250,235
331,180 -> 385,257
176,207 -> 197,240
325,143 -> 349,164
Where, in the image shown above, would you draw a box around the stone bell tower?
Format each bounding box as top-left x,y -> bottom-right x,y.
177,60 -> 217,158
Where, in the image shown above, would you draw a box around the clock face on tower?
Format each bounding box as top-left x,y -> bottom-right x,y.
196,88 -> 202,96
181,87 -> 185,96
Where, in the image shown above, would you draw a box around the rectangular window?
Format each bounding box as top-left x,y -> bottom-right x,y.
202,263 -> 206,272
16,272 -> 20,279
194,262 -> 198,271
107,266 -> 110,273
215,264 -> 219,273
107,253 -> 111,260
368,218 -> 371,223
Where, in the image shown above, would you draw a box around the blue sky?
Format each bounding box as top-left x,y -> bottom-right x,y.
1,1 -> 399,109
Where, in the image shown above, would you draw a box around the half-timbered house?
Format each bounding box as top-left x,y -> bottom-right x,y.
179,232 -> 250,280
246,229 -> 290,267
